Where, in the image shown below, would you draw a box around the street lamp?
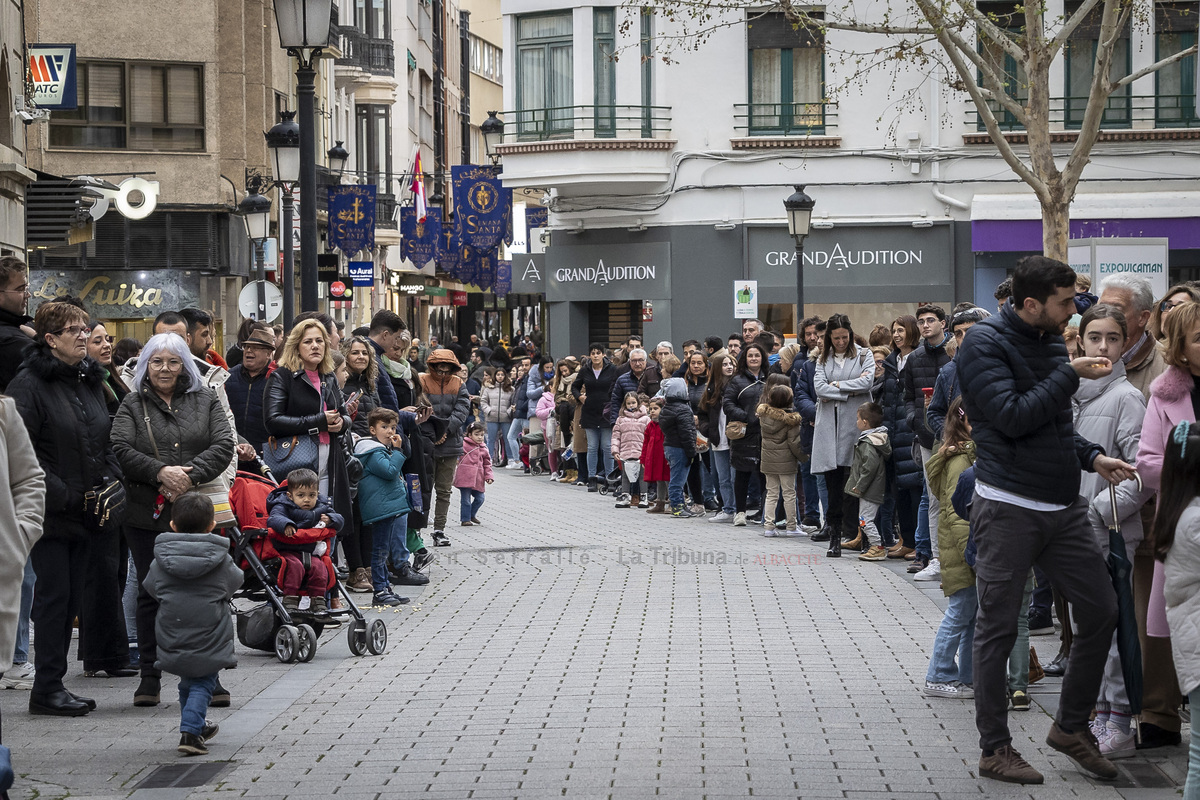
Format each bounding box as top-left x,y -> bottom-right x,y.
783,185 -> 816,321
272,0 -> 333,318
265,111 -> 301,328
327,141 -> 349,178
481,111 -> 504,165
239,189 -> 272,320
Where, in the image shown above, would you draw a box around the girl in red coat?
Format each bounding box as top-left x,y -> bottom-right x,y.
640,397 -> 670,514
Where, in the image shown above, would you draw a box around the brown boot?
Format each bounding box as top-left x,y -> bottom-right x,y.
629,493 -> 640,508
281,595 -> 301,614
310,596 -> 328,616
647,501 -> 667,514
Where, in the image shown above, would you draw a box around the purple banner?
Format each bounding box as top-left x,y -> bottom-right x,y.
972,217 -> 1200,252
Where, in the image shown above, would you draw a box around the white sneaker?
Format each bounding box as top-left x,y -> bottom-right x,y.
800,520 -> 820,533
761,526 -> 779,537
1100,721 -> 1136,759
914,557 -> 942,581
1,661 -> 34,690
708,511 -> 734,523
1089,717 -> 1110,741
923,679 -> 973,699
506,462 -> 523,470
733,512 -> 746,527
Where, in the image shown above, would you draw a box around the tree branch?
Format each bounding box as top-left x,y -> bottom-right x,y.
1115,44 -> 1199,88
953,0 -> 1025,63
1063,0 -> 1125,189
1049,0 -> 1104,53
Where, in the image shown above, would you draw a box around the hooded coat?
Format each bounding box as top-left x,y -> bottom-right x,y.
454,435 -> 494,492
845,425 -> 892,505
756,404 -> 805,475
611,403 -> 650,462
144,531 -> 242,677
265,484 -> 345,552
811,345 -> 875,474
657,378 -> 696,457
925,441 -> 977,597
354,436 -> 411,525
1165,499 -> 1200,696
640,420 -> 669,482
480,382 -> 514,424
0,398 -> 45,674
418,349 -> 473,459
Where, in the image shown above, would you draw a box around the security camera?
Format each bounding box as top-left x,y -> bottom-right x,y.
14,97 -> 49,125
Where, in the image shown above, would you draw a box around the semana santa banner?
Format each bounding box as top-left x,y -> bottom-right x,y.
451,165 -> 511,250
400,206 -> 440,267
328,184 -> 376,253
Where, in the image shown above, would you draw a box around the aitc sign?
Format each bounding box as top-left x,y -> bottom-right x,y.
28,44 -> 77,110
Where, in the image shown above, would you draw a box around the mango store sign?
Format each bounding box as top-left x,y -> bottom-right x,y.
30,270 -> 199,319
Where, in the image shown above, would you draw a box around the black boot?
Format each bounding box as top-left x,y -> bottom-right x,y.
587,480 -> 599,493
133,675 -> 160,707
826,526 -> 842,558
810,525 -> 832,542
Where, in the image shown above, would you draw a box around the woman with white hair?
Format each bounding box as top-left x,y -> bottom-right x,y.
111,331 -> 235,708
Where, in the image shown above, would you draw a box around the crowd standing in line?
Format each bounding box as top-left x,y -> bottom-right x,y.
0,251 -> 1199,791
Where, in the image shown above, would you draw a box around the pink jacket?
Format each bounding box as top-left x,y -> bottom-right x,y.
535,391 -> 555,422
1136,365 -> 1195,637
611,404 -> 649,462
453,437 -> 494,492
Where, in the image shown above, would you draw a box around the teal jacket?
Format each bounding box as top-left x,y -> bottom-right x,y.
354,437 -> 411,525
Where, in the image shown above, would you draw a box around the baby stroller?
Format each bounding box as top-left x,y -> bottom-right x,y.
520,429 -> 550,475
228,465 -> 386,663
596,465 -> 623,496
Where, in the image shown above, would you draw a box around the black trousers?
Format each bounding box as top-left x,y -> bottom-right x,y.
820,466 -> 859,538
894,485 -> 920,548
30,536 -> 89,695
734,469 -> 764,513
343,501 -> 372,573
79,525 -> 130,671
127,525 -> 166,678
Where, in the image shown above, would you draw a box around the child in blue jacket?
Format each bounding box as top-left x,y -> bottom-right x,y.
355,407 -> 414,607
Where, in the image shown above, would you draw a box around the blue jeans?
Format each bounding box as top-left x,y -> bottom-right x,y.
926,586 -> 977,685
506,418 -> 528,465
14,559 -> 34,663
664,446 -> 690,509
800,460 -> 820,520
915,484 -> 931,559
584,427 -> 613,480
815,473 -> 829,521
699,454 -> 717,503
178,672 -> 218,735
1187,687 -> 1200,800
711,448 -> 736,514
486,421 -> 505,461
460,488 -> 485,521
369,514 -> 408,593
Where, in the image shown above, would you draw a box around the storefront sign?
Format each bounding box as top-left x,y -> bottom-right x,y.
511,253 -> 546,295
734,280 -> 758,319
544,242 -> 671,302
330,281 -> 348,298
90,177 -> 160,221
450,290 -> 468,306
29,270 -> 199,319
748,224 -> 953,303
425,286 -> 447,297
317,253 -> 339,282
328,185 -> 376,253
349,261 -> 374,287
28,44 -> 77,109
1074,237 -> 1169,299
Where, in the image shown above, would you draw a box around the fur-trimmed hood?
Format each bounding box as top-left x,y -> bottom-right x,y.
756,403 -> 801,426
18,342 -> 106,386
1149,364 -> 1194,405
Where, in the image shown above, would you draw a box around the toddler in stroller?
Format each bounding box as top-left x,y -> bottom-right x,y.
266,469 -> 344,617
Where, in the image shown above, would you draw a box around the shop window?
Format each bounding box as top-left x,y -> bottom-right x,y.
1156,3 -> 1199,126
1064,1 -> 1131,128
515,11 -> 573,138
49,60 -> 204,151
744,12 -> 825,135
975,3 -> 1027,131
356,104 -> 393,195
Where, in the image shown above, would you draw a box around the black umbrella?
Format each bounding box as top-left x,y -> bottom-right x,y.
1106,479 -> 1143,715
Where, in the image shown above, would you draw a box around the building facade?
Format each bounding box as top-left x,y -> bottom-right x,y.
1,0 -> 33,258
496,0 -> 1200,356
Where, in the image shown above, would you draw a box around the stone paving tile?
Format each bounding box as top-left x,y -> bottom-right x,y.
3,469 -> 1190,799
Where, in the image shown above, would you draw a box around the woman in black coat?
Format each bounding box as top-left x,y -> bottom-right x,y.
721,343 -> 768,526
9,302 -> 124,715
683,351 -> 711,510
570,344 -> 619,490
874,317 -> 921,555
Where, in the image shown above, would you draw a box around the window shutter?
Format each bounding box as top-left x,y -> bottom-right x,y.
88,63 -> 125,120
130,64 -> 165,124
747,12 -> 823,50
167,66 -> 201,125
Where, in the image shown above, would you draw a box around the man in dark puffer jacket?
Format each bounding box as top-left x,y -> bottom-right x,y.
957,255 -> 1134,786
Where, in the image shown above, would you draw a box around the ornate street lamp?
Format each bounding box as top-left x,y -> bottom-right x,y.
239,189 -> 272,320
265,111 -> 301,327
481,110 -> 504,166
783,185 -> 816,320
327,141 -> 350,178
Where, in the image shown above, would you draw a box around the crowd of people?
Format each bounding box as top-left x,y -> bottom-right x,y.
2,249 -> 1200,792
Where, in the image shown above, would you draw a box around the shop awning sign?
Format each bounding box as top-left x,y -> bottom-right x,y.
28,44 -> 77,109
348,261 -> 374,287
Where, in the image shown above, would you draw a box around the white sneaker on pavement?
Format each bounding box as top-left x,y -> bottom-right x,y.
914,557 -> 942,581
1,661 -> 34,690
1100,721 -> 1136,759
708,511 -> 734,523
733,512 -> 746,527
923,680 -> 973,699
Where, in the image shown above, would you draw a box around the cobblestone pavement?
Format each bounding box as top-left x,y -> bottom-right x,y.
3,469 -> 1191,799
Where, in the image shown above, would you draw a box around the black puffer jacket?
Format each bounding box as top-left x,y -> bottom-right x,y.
572,361 -> 618,429
791,356 -> 817,452
722,371 -> 766,471
0,308 -> 33,392
8,346 -> 120,540
957,302 -> 1103,505
658,381 -> 697,458
111,375 -> 234,531
224,364 -> 271,452
877,351 -> 922,491
903,333 -> 952,450
343,369 -> 380,437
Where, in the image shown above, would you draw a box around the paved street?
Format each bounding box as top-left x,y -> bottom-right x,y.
3,469 -> 1191,800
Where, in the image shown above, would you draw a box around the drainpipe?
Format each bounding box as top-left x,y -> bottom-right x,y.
930,82 -> 970,211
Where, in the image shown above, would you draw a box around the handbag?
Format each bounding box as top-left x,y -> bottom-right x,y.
84,478 -> 127,533
725,421 -> 747,440
1028,646 -> 1044,685
263,434 -> 320,477
138,394 -> 234,526
405,473 -> 424,513
343,432 -> 363,485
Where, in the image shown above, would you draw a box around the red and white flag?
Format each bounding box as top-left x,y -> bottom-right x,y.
410,148 -> 427,222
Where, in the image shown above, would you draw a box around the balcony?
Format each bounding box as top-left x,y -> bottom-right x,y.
730,101 -> 840,148
964,94 -> 1200,143
495,105 -> 674,197
337,28 -> 395,76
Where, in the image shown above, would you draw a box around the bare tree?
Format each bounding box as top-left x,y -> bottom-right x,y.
628,0 -> 1197,260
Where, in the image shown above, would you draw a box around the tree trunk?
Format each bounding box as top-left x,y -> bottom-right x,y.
1042,198 -> 1070,261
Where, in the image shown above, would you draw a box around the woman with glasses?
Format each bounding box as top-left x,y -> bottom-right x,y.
8,302 -> 125,715
1149,283 -> 1200,342
111,332 -> 235,708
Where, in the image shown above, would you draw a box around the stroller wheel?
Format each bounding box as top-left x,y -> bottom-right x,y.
275,625 -> 300,663
347,620 -> 368,656
296,624 -> 318,663
367,619 -> 388,655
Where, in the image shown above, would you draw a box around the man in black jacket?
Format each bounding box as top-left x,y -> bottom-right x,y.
901,304 -> 951,577
958,255 -> 1134,786
0,256 -> 33,391
224,325 -> 275,456
366,310 -> 403,412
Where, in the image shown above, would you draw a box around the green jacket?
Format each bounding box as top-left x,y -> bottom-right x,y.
844,426 -> 891,505
756,404 -> 806,474
924,440 -> 977,597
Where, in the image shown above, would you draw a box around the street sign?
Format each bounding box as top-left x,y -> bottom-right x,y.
734,280 -> 758,319
330,281 -> 348,298
238,281 -> 283,322
28,44 -> 77,109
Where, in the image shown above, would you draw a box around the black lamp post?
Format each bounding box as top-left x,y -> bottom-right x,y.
266,111 -> 301,329
239,189 -> 272,320
783,185 -> 816,322
272,0 -> 333,319
481,111 -> 504,166
327,141 -> 349,178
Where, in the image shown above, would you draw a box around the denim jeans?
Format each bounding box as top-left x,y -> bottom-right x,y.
1187,687 -> 1200,800
664,446 -> 690,509
584,427 -> 613,480
506,418 -> 528,465
460,488 -> 485,521
1007,573 -> 1034,694
927,585 -> 977,685
800,460 -> 820,520
815,473 -> 829,521
915,486 -> 931,559
698,453 -> 717,503
711,448 -> 736,514
14,558 -> 34,664
369,514 -> 408,593
178,672 -> 218,735
486,421 -> 506,461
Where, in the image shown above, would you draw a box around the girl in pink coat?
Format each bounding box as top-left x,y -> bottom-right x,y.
454,422 -> 494,526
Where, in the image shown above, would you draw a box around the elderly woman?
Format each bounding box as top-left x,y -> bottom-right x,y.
111,332 -> 235,708
265,319 -> 353,526
9,302 -> 122,715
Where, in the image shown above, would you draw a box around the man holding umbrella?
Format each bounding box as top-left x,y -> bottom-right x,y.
958,256 -> 1137,785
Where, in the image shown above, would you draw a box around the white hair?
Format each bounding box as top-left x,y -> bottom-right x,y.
656,341 -> 674,353
133,333 -> 205,392
1100,273 -> 1154,313
629,348 -> 647,359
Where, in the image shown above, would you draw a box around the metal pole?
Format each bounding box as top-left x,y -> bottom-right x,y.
283,189 -> 296,329
297,61 -> 318,313
795,238 -> 806,324
256,240 -> 267,320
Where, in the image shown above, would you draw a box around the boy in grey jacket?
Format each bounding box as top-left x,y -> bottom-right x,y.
144,493 -> 243,756
845,402 -> 892,560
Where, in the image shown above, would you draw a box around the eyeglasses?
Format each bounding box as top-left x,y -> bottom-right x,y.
1161,300 -> 1188,313
0,285 -> 30,295
148,359 -> 184,371
52,326 -> 89,338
